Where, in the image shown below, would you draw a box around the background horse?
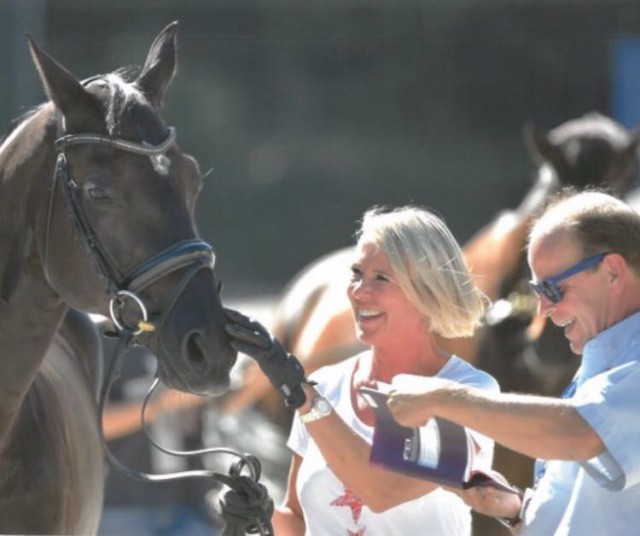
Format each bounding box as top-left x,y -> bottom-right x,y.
218,112 -> 640,534
268,112 -> 640,379
0,22 -> 236,534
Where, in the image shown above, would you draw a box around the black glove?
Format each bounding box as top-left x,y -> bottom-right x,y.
224,308 -> 309,408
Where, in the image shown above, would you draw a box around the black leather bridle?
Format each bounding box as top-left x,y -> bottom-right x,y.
44,126 -> 215,333
44,125 -> 273,535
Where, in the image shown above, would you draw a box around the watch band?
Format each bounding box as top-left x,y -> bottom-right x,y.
299,396 -> 332,423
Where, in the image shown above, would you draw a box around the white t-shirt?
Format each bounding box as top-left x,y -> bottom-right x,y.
287,353 -> 500,536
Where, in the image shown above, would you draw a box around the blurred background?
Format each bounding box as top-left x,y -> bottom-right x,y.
3,2 -> 640,534
4,0 -> 640,303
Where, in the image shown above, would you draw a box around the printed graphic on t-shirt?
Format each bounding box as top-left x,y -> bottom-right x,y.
330,487 -> 367,534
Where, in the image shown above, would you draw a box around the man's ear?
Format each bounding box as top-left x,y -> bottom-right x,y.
603,253 -> 626,289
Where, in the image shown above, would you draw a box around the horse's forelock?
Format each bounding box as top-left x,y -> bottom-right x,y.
84,72 -> 147,137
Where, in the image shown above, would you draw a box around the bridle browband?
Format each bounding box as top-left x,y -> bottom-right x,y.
44,125 -> 273,534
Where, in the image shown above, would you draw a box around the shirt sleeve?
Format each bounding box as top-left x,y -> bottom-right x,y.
286,411 -> 310,458
285,366 -> 334,457
571,361 -> 640,491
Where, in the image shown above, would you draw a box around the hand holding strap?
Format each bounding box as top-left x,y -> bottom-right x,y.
224,308 -> 309,409
217,456 -> 275,536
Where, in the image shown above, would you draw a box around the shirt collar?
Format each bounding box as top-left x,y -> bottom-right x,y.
579,310 -> 640,382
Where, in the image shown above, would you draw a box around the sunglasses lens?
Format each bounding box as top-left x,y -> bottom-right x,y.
530,281 -> 561,303
542,281 -> 561,303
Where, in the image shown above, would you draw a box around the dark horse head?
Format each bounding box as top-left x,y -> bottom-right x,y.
0,22 -> 236,395
482,114 -> 640,395
524,112 -> 640,195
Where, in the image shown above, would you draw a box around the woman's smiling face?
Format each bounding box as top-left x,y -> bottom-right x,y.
347,240 -> 427,348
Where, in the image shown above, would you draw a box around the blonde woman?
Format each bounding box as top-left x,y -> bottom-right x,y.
226,206 -> 499,535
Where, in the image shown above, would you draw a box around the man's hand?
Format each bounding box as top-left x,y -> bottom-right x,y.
461,483 -> 522,518
224,308 -> 308,409
387,375 -> 459,428
459,476 -> 523,529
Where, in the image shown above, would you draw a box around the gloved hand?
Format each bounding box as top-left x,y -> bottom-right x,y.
224,308 -> 309,409
217,475 -> 275,536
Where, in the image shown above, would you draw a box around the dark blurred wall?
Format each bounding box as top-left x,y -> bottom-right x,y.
4,0 -> 640,296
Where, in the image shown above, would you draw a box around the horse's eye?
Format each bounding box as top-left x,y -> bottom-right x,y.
86,185 -> 111,201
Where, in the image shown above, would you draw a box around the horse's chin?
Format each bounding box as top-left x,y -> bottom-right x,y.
157,366 -> 232,397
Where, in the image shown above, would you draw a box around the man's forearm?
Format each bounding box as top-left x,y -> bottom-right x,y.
431,387 -> 604,461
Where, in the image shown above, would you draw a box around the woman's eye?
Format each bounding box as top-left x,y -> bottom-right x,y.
350,268 -> 363,281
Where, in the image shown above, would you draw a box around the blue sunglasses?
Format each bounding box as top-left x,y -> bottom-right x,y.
529,252 -> 610,303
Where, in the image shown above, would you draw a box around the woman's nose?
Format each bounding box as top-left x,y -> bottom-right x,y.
349,279 -> 369,298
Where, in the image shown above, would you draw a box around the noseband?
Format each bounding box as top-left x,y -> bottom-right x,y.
44,127 -> 273,534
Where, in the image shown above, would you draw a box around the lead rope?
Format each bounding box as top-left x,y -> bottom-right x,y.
98,328 -> 274,536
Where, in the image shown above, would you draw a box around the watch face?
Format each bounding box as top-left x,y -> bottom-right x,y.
315,397 -> 331,415
300,396 -> 332,423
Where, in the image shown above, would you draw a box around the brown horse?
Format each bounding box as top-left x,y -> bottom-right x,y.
226,112 -> 639,408
270,113 -> 640,374
0,22 -> 236,534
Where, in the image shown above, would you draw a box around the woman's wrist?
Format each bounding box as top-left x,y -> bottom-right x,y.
297,383 -> 317,415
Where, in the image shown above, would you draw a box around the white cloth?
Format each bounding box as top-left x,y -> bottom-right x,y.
520,311 -> 640,536
287,353 -> 500,536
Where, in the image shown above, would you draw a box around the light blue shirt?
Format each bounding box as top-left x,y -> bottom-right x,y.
521,311 -> 640,535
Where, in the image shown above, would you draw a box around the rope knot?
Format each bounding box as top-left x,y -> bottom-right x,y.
218,456 -> 274,536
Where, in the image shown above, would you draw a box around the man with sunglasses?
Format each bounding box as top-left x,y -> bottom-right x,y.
387,190 -> 640,534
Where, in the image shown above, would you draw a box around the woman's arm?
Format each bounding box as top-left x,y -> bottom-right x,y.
102,389 -> 205,440
297,384 -> 439,512
272,454 -> 306,536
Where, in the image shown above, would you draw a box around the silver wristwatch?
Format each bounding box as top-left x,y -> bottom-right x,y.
299,396 -> 332,424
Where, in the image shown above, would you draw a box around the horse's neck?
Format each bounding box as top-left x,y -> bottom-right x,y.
516,165 -> 559,219
463,166 -> 559,303
0,244 -> 66,450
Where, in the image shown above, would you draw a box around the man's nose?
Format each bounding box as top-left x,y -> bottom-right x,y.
537,295 -> 556,317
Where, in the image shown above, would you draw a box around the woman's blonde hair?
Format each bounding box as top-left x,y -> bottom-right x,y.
356,206 -> 487,338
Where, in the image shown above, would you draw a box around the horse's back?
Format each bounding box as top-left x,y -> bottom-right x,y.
271,246 -> 362,369
0,313 -> 104,535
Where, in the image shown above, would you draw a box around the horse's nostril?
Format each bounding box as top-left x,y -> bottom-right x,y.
185,331 -> 207,374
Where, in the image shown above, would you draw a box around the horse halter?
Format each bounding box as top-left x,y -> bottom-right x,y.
43,126 -> 215,335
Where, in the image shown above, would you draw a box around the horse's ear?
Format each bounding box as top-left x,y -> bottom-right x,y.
27,34 -> 104,132
627,126 -> 640,151
523,121 -> 548,164
523,120 -> 566,171
135,21 -> 179,109
608,127 -> 640,195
